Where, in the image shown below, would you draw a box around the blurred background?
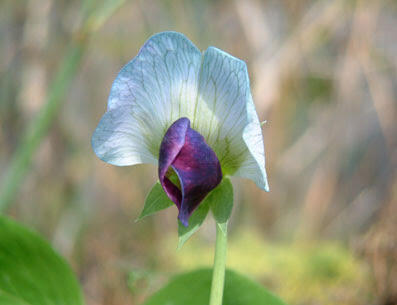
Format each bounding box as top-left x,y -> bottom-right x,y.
0,0 -> 396,304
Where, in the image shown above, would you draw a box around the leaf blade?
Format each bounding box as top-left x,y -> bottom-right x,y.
0,290 -> 31,305
0,216 -> 84,305
143,268 -> 287,305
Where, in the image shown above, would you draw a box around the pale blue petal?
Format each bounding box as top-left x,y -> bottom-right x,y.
92,32 -> 202,164
193,47 -> 269,191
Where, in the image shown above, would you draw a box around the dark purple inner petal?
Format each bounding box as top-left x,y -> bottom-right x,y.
158,118 -> 222,226
158,118 -> 190,209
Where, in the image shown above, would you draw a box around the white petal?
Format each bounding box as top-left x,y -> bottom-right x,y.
93,32 -> 269,190
93,32 -> 202,164
92,106 -> 157,166
193,47 -> 269,191
235,94 -> 269,191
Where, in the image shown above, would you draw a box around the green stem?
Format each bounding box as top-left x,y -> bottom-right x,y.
209,222 -> 227,305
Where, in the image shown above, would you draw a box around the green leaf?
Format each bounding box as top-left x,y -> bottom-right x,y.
177,201 -> 210,249
137,182 -> 174,221
208,178 -> 233,234
0,216 -> 84,305
0,291 -> 31,305
143,268 -> 287,305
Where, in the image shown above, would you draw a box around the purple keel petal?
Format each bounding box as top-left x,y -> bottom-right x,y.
158,118 -> 189,209
158,118 -> 222,226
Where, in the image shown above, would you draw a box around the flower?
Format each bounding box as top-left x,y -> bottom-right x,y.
92,32 -> 269,226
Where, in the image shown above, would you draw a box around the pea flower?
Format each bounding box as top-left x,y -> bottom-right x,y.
92,32 -> 269,226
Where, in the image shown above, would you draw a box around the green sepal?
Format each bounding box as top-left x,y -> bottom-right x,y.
137,182 -> 174,221
177,200 -> 210,249
208,178 -> 233,235
177,178 -> 233,247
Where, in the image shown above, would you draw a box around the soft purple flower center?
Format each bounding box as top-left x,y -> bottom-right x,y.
158,118 -> 222,226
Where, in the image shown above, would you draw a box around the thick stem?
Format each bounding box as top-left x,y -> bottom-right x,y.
209,223 -> 227,305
